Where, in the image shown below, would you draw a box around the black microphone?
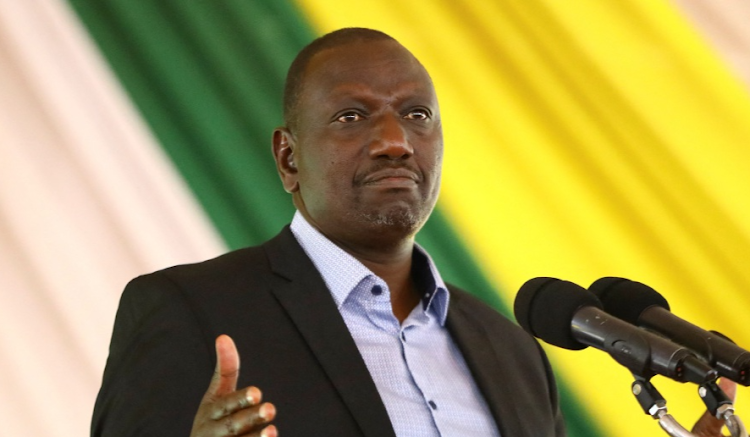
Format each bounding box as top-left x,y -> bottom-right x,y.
514,277 -> 716,384
590,277 -> 750,386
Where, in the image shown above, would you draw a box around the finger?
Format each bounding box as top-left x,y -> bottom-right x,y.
247,425 -> 277,437
204,335 -> 241,402
692,409 -> 725,437
718,377 -> 737,403
219,403 -> 276,436
258,425 -> 277,437
209,386 -> 262,420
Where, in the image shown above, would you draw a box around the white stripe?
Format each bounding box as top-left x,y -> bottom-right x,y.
671,0 -> 750,89
0,1 -> 225,435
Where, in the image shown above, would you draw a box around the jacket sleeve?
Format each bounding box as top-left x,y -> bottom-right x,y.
91,272 -> 215,437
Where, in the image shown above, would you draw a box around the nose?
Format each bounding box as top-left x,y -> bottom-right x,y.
369,114 -> 413,160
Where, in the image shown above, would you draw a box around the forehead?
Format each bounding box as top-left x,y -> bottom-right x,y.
299,40 -> 436,106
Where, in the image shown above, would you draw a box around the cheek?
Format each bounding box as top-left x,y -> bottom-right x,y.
298,155 -> 353,196
419,147 -> 443,195
327,162 -> 353,182
420,146 -> 443,174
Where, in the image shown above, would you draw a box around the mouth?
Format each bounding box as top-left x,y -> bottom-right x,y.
361,168 -> 420,187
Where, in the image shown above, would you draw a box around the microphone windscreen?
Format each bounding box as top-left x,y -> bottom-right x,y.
514,277 -> 601,350
589,277 -> 670,324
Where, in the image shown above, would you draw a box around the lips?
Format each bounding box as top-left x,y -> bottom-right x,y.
361,167 -> 420,186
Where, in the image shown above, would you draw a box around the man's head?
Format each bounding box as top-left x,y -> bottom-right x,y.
273,28 -> 443,249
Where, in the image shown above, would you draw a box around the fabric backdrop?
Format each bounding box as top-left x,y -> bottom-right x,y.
1,1 -> 749,436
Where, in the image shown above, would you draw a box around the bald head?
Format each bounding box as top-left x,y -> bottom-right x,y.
283,28 -> 402,130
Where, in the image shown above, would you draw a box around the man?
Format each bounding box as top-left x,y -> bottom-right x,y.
92,28 -> 730,437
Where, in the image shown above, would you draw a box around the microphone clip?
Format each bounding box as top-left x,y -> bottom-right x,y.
631,375 -> 697,437
630,375 -> 748,437
698,381 -> 748,437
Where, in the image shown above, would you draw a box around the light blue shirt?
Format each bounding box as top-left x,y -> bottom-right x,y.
291,212 -> 501,437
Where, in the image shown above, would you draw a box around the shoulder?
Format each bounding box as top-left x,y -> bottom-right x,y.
446,284 -> 521,331
126,225 -> 298,296
114,226 -> 307,338
446,283 -> 546,357
142,244 -> 268,290
445,283 -> 565,435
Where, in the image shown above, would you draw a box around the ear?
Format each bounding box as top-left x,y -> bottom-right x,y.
272,127 -> 299,193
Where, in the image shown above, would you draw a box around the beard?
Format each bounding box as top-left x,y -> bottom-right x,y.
360,206 -> 419,229
340,160 -> 441,236
346,196 -> 433,238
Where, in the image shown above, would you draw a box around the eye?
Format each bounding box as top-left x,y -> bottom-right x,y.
404,108 -> 431,121
336,111 -> 365,123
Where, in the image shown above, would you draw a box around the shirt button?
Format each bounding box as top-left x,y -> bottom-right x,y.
371,285 -> 383,296
428,400 -> 437,410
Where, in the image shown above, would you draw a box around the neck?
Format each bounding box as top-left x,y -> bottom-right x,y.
332,234 -> 421,324
299,209 -> 425,323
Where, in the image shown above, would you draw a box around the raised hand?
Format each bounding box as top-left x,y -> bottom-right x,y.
190,335 -> 277,437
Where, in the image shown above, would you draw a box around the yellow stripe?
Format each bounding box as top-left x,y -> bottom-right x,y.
294,0 -> 750,434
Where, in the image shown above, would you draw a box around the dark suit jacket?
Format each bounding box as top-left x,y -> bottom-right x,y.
92,226 -> 566,437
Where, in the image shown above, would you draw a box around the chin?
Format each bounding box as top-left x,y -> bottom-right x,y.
353,205 -> 429,236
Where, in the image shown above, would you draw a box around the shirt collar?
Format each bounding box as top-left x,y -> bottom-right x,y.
290,211 -> 450,325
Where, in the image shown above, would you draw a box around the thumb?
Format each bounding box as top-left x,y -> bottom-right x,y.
203,335 -> 240,402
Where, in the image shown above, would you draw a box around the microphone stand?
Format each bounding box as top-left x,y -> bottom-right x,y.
631,376 -> 748,437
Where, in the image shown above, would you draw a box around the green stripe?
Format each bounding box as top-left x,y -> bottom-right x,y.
67,1 -> 599,434
68,0 -> 308,245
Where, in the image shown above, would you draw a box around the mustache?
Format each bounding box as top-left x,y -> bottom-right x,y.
354,161 -> 423,186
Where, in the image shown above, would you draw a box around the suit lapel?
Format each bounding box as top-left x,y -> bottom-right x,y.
263,228 -> 396,437
446,291 -> 526,437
